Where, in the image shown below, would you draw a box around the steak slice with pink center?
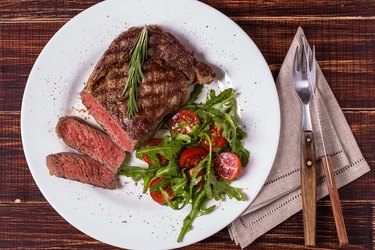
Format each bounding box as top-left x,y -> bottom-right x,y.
81,25 -> 215,152
56,116 -> 124,173
46,153 -> 117,189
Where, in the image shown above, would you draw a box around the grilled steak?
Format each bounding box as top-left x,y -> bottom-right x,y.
56,116 -> 124,173
81,25 -> 215,152
46,153 -> 116,189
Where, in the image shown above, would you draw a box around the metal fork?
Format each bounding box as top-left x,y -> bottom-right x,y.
292,38 -> 317,247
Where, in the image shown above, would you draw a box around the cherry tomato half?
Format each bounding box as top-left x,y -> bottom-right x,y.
178,146 -> 208,169
214,152 -> 242,181
149,177 -> 176,204
200,125 -> 228,151
142,138 -> 168,166
170,109 -> 200,134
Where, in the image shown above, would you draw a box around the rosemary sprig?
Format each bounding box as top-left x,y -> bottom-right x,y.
121,26 -> 148,117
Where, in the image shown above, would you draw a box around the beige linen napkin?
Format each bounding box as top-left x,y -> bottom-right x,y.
228,27 -> 370,248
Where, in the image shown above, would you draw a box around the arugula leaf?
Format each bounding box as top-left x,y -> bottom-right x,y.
164,175 -> 190,210
230,127 -> 250,167
205,88 -> 237,107
174,133 -> 191,143
118,165 -> 157,180
189,156 -> 207,194
210,173 -> 246,201
155,160 -> 180,178
136,136 -> 185,165
185,84 -> 204,106
236,127 -> 247,140
118,165 -> 158,193
171,175 -> 189,198
232,141 -> 250,167
177,190 -> 215,242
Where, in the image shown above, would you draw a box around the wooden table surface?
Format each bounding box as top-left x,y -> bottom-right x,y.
1,0 -> 374,249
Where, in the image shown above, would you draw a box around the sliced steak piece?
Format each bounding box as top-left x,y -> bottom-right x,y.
46,153 -> 116,189
56,116 -> 124,173
81,25 -> 215,152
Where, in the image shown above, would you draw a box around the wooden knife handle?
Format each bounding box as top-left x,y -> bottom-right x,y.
301,131 -> 317,247
321,156 -> 349,247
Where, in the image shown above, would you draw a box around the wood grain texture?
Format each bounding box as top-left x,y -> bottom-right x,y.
1,0 -> 375,20
241,19 -> 375,109
0,0 -> 374,249
321,156 -> 349,247
1,19 -> 375,110
202,0 -> 375,18
0,0 -> 98,20
300,131 -> 317,246
0,201 -> 371,249
0,22 -> 64,111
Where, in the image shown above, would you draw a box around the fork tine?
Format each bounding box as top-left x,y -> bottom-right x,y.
301,42 -> 310,74
300,43 -> 304,72
302,36 -> 309,69
293,46 -> 299,72
311,45 -> 316,90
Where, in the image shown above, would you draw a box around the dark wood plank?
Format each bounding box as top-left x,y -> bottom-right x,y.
0,112 -> 19,138
0,0 -> 99,20
336,111 -> 375,201
202,0 -> 375,18
1,20 -> 375,111
0,201 -> 371,249
0,114 -> 42,201
0,22 -> 63,111
0,137 -> 42,202
240,19 -> 375,108
1,0 -> 375,20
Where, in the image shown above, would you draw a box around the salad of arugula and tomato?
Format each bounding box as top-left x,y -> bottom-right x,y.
119,85 -> 250,242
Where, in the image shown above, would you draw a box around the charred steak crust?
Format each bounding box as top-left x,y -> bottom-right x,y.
56,116 -> 125,173
46,153 -> 117,189
81,25 -> 216,152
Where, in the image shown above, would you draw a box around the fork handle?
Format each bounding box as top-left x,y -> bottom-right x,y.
321,156 -> 349,247
301,131 -> 317,246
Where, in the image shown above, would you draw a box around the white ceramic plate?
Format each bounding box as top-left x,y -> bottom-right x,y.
21,0 -> 280,249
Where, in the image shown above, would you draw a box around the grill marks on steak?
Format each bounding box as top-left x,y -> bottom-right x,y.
46,25 -> 216,189
81,25 -> 216,152
46,153 -> 117,189
56,116 -> 125,173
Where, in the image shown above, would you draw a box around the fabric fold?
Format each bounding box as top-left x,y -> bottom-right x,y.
229,27 -> 370,248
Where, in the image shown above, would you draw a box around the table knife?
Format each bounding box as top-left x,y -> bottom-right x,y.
310,49 -> 349,248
